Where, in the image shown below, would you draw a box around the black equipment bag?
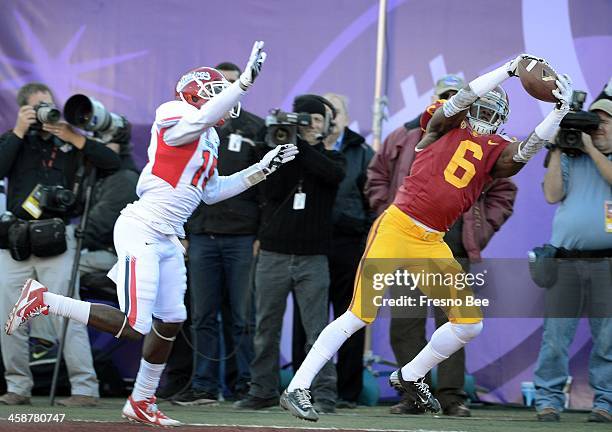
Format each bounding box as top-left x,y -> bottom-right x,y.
29,218 -> 67,258
528,244 -> 559,288
0,211 -> 17,249
8,219 -> 31,261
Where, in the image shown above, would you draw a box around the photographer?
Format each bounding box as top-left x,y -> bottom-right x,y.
534,96 -> 612,423
0,83 -> 119,406
291,93 -> 373,408
235,94 -> 345,412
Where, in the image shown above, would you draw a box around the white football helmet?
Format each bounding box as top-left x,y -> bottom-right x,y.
467,85 -> 510,135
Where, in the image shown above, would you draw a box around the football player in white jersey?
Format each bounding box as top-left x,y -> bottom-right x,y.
5,41 -> 298,427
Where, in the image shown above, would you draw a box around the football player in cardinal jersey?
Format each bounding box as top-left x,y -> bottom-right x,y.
5,41 -> 298,427
280,55 -> 574,422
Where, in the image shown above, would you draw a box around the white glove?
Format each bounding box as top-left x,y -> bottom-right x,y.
552,73 -> 573,112
534,74 -> 574,141
239,41 -> 267,90
257,144 -> 299,175
506,53 -> 548,77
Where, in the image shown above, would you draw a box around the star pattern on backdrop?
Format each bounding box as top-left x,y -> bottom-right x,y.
0,10 -> 148,102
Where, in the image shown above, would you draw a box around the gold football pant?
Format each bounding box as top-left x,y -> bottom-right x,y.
349,205 -> 483,324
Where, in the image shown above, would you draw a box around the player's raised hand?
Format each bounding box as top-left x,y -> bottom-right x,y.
239,41 -> 267,90
257,143 -> 298,176
552,73 -> 573,112
506,53 -> 548,77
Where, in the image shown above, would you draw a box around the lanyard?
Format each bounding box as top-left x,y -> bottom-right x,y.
42,144 -> 58,169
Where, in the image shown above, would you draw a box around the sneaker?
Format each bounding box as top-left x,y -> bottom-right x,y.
536,407 -> 560,422
588,408 -> 611,423
389,397 -> 425,415
389,370 -> 441,413
280,389 -> 319,422
5,279 -> 49,336
30,337 -> 58,366
171,388 -> 217,406
443,401 -> 471,417
233,394 -> 278,410
56,395 -> 99,407
0,392 -> 31,405
122,395 -> 181,427
336,399 -> 357,409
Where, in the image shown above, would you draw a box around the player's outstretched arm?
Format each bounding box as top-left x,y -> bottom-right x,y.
416,54 -> 542,151
416,97 -> 469,151
165,41 -> 267,146
492,74 -> 573,178
202,144 -> 298,204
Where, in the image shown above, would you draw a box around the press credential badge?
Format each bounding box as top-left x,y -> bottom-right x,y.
228,134 -> 242,152
22,184 -> 43,219
293,185 -> 306,210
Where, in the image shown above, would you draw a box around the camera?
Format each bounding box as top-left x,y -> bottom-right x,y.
37,185 -> 76,214
265,109 -> 311,147
557,90 -> 601,154
64,94 -> 128,143
29,102 -> 61,132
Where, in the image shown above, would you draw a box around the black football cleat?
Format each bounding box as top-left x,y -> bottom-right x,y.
280,389 -> 319,422
389,369 -> 441,414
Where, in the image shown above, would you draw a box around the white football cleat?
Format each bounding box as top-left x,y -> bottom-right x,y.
122,395 -> 181,427
5,279 -> 49,336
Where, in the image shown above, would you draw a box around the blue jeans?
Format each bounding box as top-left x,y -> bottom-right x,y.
534,259 -> 612,413
188,234 -> 255,394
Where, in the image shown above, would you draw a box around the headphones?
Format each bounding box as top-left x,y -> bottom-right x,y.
314,95 -> 337,139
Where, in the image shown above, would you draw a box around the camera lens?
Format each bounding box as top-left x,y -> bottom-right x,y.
56,189 -> 76,207
36,104 -> 61,123
274,127 -> 289,143
565,131 -> 579,147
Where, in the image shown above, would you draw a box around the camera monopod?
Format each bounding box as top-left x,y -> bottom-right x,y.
48,166 -> 97,406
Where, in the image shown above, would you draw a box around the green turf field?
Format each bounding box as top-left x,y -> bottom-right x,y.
0,398 -> 609,431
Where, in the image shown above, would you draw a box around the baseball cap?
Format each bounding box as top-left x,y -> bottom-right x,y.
589,98 -> 612,116
434,74 -> 465,97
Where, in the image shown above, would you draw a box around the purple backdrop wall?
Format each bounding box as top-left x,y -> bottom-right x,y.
1,0 -> 610,406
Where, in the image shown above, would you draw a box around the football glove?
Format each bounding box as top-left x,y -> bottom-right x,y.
257,144 -> 298,176
506,53 -> 548,77
239,41 -> 267,90
552,73 -> 573,112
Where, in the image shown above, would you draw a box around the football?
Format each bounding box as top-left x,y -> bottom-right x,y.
517,58 -> 559,103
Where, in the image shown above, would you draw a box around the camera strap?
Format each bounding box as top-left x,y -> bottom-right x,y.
46,146 -> 58,168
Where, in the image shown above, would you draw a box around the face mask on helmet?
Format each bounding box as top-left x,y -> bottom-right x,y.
175,67 -> 241,123
467,87 -> 509,135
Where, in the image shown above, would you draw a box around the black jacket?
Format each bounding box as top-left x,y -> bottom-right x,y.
186,110 -> 265,235
83,169 -> 139,251
258,139 -> 346,255
0,130 -> 120,220
332,127 -> 375,236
